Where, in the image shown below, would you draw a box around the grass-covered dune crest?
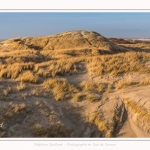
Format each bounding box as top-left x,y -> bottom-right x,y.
2,30 -> 127,53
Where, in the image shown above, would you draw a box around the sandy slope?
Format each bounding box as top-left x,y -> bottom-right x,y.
0,61 -> 150,137
0,30 -> 150,137
128,116 -> 150,137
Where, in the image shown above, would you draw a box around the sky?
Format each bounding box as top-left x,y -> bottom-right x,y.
0,12 -> 150,39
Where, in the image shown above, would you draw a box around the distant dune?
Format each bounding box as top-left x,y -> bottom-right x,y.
2,30 -> 127,53
0,39 -> 5,42
109,38 -> 150,44
132,38 -> 150,41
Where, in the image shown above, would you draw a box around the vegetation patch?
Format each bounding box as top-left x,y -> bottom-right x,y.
89,112 -> 113,137
43,78 -> 78,101
80,81 -> 105,93
31,123 -> 71,137
17,71 -> 39,83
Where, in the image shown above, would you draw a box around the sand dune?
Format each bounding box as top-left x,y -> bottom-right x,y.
0,30 -> 150,137
2,30 -> 127,53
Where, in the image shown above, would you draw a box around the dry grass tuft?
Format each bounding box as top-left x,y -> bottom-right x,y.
5,102 -> 26,118
72,93 -> 86,102
17,71 -> 39,83
89,112 -> 113,137
115,79 -> 137,90
31,123 -> 70,137
80,81 -> 105,93
86,94 -> 100,102
43,78 -> 78,101
123,98 -> 149,118
123,98 -> 150,132
72,93 -> 100,103
2,86 -> 11,97
138,78 -> 150,86
16,81 -> 26,91
115,80 -> 126,90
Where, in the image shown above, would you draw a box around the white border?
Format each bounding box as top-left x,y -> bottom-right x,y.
0,138 -> 150,150
0,9 -> 150,150
0,0 -> 150,10
0,10 -> 150,12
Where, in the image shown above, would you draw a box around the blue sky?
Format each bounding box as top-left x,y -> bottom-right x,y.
0,12 -> 150,39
